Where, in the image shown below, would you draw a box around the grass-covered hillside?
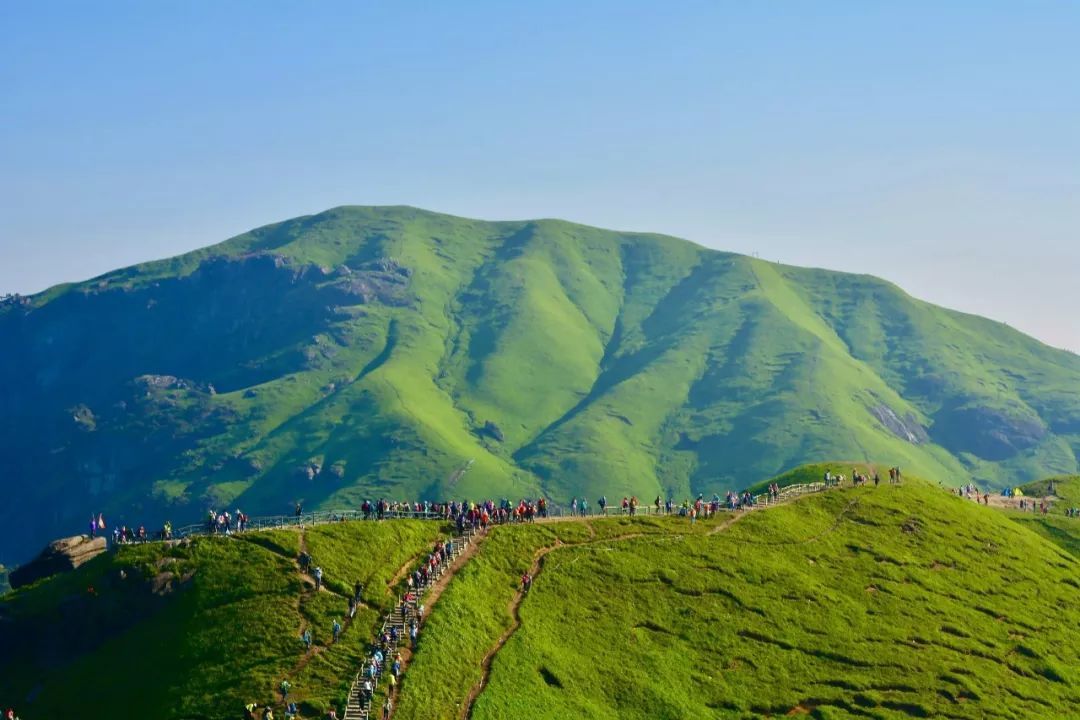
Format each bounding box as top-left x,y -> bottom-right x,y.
2,478 -> 1078,719
3,206 -> 1079,562
0,520 -> 449,718
1007,475 -> 1080,559
398,482 -> 1080,720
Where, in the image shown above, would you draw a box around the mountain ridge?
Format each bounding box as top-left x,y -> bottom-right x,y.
2,205 -> 1078,563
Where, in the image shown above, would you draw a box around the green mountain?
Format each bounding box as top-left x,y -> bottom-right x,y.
3,206 -> 1079,563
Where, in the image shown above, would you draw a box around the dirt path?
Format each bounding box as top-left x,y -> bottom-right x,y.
285,527 -> 371,690
387,553 -> 421,596
461,539 -> 562,719
460,523 -> 730,719
460,509 -> 772,718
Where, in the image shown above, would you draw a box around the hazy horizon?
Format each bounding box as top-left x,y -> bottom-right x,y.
2,2 -> 1078,352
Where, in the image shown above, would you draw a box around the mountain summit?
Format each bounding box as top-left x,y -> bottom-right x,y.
2,206 -> 1078,561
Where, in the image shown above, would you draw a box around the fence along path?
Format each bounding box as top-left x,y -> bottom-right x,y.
344,527 -> 478,720
161,479 -> 824,540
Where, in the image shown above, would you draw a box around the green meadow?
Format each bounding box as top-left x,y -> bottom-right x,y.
397,481 -> 1080,720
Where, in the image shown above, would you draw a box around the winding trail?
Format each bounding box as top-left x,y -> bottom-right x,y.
459,529 -> 695,719
458,494 -> 845,717
461,540 -> 563,719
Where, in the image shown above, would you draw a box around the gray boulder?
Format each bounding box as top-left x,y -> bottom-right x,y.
9,534 -> 107,589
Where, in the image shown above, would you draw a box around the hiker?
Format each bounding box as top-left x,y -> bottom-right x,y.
521,572 -> 532,592
299,551 -> 311,572
245,703 -> 259,719
410,623 -> 419,649
383,698 -> 393,720
354,580 -> 363,604
262,708 -> 274,720
89,514 -> 97,538
332,618 -> 342,642
285,702 -> 299,719
279,679 -> 291,702
295,502 -> 303,519
302,628 -> 312,651
314,566 -> 323,591
598,495 -> 607,514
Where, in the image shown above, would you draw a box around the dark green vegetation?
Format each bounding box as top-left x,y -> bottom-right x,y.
4,206 -> 1080,562
398,482 -> 1080,720
0,520 -> 447,718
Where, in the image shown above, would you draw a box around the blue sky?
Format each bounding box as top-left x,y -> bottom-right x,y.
2,1 -> 1078,351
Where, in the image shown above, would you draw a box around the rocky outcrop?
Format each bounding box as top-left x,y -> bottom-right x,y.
870,404 -> 929,445
9,535 -> 107,589
329,258 -> 413,306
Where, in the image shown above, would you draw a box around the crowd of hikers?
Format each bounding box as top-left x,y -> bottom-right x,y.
82,465 -> 899,552
236,534 -> 464,720
951,482 -> 1077,516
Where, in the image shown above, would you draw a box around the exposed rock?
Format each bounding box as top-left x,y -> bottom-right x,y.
136,374 -> 182,389
869,404 -> 929,445
150,571 -> 176,595
329,258 -> 413,306
297,460 -> 322,481
10,535 -> 107,589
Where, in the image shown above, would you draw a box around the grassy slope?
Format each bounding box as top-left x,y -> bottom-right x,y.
3,206 -> 1080,562
1009,476 -> 1080,558
397,483 -> 1080,720
0,520 -> 447,718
